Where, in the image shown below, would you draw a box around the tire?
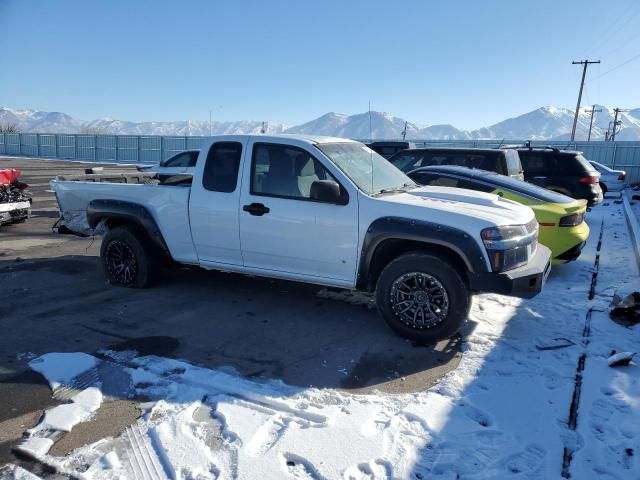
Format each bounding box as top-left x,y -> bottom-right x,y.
599,182 -> 608,195
100,225 -> 157,288
375,253 -> 470,343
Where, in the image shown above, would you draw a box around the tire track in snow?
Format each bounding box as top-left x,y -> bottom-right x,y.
52,367 -> 100,401
562,218 -> 604,478
124,422 -> 170,480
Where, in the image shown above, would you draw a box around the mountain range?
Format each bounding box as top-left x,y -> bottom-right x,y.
2,105 -> 639,141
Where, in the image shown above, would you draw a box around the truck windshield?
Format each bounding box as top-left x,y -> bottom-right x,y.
316,143 -> 416,195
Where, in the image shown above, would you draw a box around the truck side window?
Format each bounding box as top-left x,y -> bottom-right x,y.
251,143 -> 337,200
202,142 -> 242,192
163,151 -> 198,168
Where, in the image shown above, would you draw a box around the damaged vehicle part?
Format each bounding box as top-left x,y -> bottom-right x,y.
0,168 -> 31,225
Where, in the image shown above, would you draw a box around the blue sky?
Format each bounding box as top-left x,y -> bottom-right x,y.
1,0 -> 639,129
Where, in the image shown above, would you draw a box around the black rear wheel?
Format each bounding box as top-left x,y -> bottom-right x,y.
375,253 -> 470,343
100,225 -> 156,288
599,182 -> 608,195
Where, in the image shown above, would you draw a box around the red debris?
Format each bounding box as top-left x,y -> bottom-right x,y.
0,168 -> 23,187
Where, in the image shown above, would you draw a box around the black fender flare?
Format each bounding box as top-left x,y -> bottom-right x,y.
356,216 -> 489,291
87,199 -> 170,255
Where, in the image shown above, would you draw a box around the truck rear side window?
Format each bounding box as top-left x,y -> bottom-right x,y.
203,142 -> 242,192
163,151 -> 198,168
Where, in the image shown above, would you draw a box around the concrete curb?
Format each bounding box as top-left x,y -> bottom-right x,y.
622,189 -> 640,271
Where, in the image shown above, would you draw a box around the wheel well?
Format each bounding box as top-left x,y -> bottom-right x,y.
99,216 -> 167,258
599,182 -> 607,194
103,216 -> 139,230
366,239 -> 469,291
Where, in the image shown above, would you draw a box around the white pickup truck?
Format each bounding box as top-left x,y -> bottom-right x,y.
51,134 -> 551,342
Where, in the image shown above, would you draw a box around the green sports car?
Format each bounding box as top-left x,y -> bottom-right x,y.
408,166 -> 590,264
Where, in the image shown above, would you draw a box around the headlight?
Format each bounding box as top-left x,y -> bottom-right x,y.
481,222 -> 538,272
559,213 -> 584,227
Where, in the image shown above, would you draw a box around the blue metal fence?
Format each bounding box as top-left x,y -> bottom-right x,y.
2,133 -> 640,183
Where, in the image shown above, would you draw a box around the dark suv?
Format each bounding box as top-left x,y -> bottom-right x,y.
367,141 -> 415,159
516,147 -> 602,206
388,148 -> 524,181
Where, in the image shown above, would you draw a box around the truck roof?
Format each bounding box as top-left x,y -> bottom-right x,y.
207,133 -> 357,145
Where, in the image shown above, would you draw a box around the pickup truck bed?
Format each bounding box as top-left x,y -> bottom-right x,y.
53,173 -> 198,262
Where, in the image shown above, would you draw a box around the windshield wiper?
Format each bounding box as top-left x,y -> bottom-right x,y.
373,183 -> 417,196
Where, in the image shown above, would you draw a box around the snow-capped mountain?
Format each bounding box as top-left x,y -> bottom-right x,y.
0,107 -> 287,136
0,107 -> 83,133
287,111 -> 424,139
287,112 -> 470,140
82,118 -> 288,136
2,105 -> 639,140
474,105 -> 640,141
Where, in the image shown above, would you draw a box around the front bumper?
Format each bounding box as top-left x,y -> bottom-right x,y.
539,220 -> 589,263
555,241 -> 586,263
469,244 -> 552,299
0,201 -> 31,225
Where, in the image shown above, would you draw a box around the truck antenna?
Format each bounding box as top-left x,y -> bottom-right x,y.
369,101 -> 374,193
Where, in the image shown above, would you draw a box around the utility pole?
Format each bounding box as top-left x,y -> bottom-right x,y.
610,108 -> 629,142
401,121 -> 407,141
209,109 -> 212,136
586,105 -> 602,142
570,60 -> 600,141
260,121 -> 267,134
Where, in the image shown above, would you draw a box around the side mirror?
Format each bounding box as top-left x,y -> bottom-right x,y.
310,180 -> 347,205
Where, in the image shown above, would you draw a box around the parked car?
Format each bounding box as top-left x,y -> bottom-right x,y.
137,149 -> 199,177
516,147 -> 603,206
589,161 -> 626,195
366,141 -> 415,159
407,166 -> 590,264
0,168 -> 31,226
388,147 -> 524,181
51,135 -> 551,343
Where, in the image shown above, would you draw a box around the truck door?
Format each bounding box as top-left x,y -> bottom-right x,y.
189,138 -> 247,266
239,140 -> 359,284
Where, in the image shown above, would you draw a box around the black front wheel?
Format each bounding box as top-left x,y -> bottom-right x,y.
375,253 -> 470,343
100,225 -> 156,288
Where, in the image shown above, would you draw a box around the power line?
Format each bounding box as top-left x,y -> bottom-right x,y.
594,26 -> 640,60
595,5 -> 640,56
570,60 -> 600,141
585,2 -> 640,57
586,51 -> 640,83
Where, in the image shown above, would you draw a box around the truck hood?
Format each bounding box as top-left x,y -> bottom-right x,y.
375,186 -> 535,226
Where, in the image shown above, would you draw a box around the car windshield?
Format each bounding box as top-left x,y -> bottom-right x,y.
316,143 -> 416,195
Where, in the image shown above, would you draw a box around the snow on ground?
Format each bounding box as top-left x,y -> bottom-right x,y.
0,464 -> 43,480
11,201 -> 640,480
